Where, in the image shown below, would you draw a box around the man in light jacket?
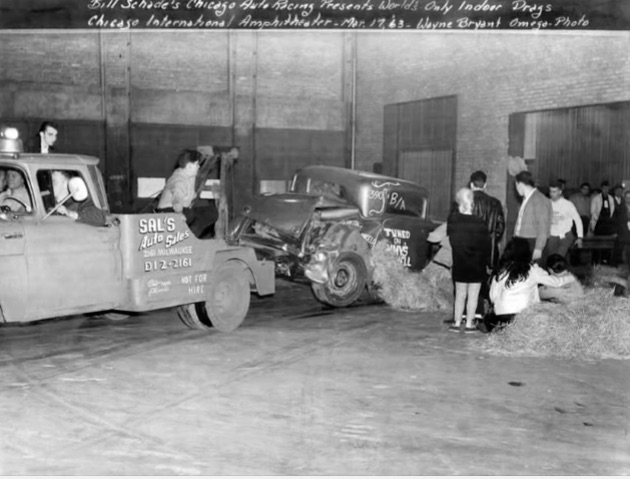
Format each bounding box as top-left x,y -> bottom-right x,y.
157,149 -> 201,213
513,171 -> 552,264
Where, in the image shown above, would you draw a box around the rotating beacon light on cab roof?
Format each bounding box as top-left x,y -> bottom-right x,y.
0,127 -> 24,157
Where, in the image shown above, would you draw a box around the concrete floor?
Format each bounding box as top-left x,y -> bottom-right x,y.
1,280 -> 629,475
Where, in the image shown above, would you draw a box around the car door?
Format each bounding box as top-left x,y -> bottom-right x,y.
23,215 -> 123,320
380,215 -> 435,271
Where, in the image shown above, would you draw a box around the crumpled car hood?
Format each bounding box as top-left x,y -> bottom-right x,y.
240,193 -> 351,239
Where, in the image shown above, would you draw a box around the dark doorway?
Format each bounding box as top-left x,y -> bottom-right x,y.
506,101 -> 630,239
383,95 -> 457,221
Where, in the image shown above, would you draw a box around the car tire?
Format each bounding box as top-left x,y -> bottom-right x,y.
177,263 -> 251,332
311,251 -> 368,308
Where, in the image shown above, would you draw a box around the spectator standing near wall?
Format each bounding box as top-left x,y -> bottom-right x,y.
590,180 -> 615,236
513,171 -> 552,264
29,121 -> 59,153
569,182 -> 592,234
447,187 -> 491,333
469,170 -> 505,269
611,184 -> 627,266
543,179 -> 583,262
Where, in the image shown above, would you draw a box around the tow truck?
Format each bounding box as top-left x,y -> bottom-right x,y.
0,127 -> 275,332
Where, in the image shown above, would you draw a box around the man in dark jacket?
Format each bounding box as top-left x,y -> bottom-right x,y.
469,170 -> 505,269
28,121 -> 58,153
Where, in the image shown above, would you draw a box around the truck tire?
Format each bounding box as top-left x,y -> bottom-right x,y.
177,263 -> 251,332
311,251 -> 368,308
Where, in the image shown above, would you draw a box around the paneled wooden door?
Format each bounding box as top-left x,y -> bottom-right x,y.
399,149 -> 453,221
383,95 -> 457,222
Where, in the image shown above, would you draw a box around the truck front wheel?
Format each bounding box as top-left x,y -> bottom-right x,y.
311,251 -> 367,308
177,263 -> 251,332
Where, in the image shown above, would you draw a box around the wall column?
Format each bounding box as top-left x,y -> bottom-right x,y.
100,31 -> 132,213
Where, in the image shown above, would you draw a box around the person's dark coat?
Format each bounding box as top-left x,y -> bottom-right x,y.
472,190 -> 505,267
447,212 -> 491,283
26,136 -> 56,154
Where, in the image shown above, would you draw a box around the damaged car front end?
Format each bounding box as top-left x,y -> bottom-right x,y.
230,165 -> 436,308
230,192 -> 361,283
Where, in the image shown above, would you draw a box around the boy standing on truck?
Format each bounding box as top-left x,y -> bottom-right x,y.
157,149 -> 201,214
157,148 -> 218,239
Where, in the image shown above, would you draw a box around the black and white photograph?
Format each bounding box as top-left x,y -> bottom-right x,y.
0,0 -> 629,474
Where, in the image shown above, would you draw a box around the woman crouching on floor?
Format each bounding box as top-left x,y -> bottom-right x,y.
482,237 -> 577,332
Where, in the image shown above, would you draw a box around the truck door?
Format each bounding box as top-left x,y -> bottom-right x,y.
23,217 -> 122,319
0,217 -> 27,322
22,168 -> 123,321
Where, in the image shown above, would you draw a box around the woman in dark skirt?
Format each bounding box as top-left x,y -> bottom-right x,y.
447,187 -> 491,333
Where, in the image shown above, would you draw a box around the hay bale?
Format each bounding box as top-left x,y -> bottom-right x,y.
481,288 -> 630,360
588,264 -> 628,290
371,241 -> 453,312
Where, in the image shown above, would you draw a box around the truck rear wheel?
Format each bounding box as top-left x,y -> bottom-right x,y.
177,263 -> 251,332
311,251 -> 367,308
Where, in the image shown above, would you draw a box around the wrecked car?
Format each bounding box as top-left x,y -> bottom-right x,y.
229,165 -> 437,308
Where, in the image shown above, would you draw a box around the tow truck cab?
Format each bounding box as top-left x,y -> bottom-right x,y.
0,127 -> 274,332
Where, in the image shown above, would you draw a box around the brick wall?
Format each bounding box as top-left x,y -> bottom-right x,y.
354,31 -> 630,205
1,30 -> 628,211
0,31 -> 350,211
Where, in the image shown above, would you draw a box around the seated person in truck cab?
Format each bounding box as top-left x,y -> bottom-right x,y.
51,170 -> 107,227
0,169 -> 32,213
0,168 -> 7,194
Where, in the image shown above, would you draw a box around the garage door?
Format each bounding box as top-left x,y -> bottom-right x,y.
399,149 -> 453,221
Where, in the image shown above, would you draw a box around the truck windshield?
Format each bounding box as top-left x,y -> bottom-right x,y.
88,165 -> 110,213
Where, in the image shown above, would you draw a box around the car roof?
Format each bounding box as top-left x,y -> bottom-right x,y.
296,165 -> 429,195
0,153 -> 101,167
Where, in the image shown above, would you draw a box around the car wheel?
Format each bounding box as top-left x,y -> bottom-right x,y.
311,251 -> 368,308
177,263 -> 251,332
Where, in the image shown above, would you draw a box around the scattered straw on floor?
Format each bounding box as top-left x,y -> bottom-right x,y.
481,288 -> 630,360
371,241 -> 452,312
587,264 -> 628,289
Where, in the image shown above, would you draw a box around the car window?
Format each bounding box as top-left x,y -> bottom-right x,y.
365,185 -> 426,218
392,196 -> 426,218
309,179 -> 344,200
36,169 -> 91,214
0,166 -> 34,214
291,176 -> 345,200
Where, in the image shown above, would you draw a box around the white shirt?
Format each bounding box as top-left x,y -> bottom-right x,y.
515,188 -> 536,236
490,264 -> 575,315
550,197 -> 583,239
